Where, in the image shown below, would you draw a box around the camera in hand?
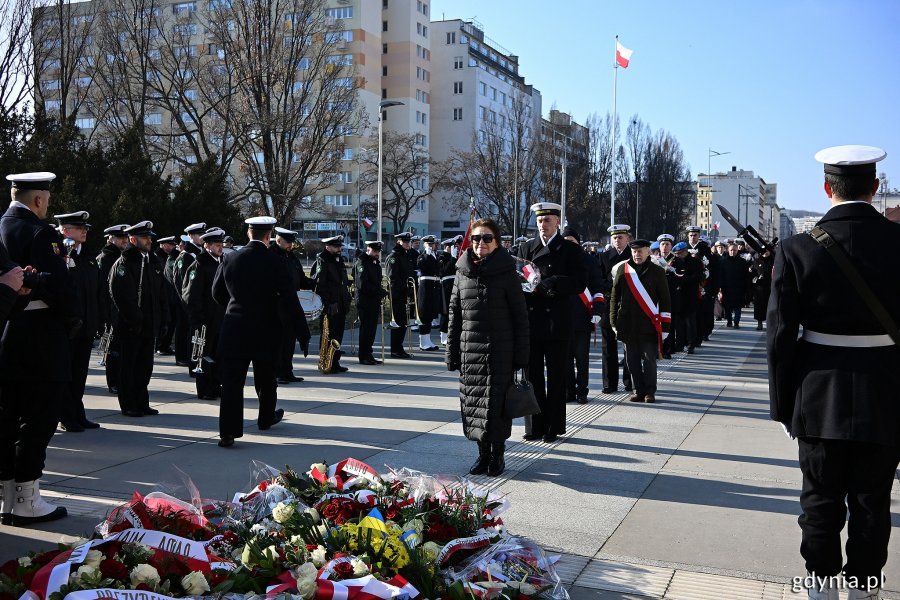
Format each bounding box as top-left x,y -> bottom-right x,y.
22,270 -> 50,291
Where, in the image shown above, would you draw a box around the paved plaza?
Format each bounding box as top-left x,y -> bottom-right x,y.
1,316 -> 898,599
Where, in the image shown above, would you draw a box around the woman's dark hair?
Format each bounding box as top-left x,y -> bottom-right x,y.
470,218 -> 501,241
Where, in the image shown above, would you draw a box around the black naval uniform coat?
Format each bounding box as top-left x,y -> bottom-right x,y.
438,250 -> 456,333
416,250 -> 442,333
354,253 -> 385,360
172,242 -> 202,363
62,246 -> 101,426
768,201 -> 900,583
212,240 -> 308,437
0,204 -> 76,482
270,244 -> 313,377
598,245 -> 632,390
183,251 -> 226,397
96,242 -> 122,390
110,246 -> 166,414
517,233 -> 586,437
387,244 -> 415,352
314,249 -> 352,345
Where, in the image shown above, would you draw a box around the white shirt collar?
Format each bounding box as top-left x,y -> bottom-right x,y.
540,231 -> 558,247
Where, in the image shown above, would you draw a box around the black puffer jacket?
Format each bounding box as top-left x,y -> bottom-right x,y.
447,248 -> 530,442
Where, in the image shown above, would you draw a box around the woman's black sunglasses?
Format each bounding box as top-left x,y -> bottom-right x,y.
471,234 -> 495,244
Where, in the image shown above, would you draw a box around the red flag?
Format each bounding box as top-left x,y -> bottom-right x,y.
459,204 -> 478,252
362,216 -> 373,230
616,40 -> 633,69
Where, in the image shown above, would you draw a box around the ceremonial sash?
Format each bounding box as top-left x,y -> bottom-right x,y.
623,263 -> 671,353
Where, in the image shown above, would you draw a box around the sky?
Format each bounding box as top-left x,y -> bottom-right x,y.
431,0 -> 900,212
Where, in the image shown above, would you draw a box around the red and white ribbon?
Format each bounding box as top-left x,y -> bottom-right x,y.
623,263 -> 669,353
312,459 -> 381,491
437,533 -> 493,566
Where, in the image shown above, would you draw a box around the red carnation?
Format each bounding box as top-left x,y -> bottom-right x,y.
333,562 -> 354,579
100,558 -> 130,581
258,481 -> 269,491
0,560 -> 17,579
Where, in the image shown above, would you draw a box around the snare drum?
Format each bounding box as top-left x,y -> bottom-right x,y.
297,290 -> 324,321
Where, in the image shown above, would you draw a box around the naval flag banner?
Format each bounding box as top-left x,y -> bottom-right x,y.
616,40 -> 633,68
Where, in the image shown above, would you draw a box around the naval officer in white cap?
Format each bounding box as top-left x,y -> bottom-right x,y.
768,145 -> 897,600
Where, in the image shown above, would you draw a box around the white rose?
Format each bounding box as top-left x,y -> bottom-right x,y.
83,549 -> 104,569
310,545 -> 327,567
250,523 -> 268,537
272,502 -> 295,524
369,480 -> 385,493
350,558 -> 369,577
181,571 -> 211,596
304,507 -> 320,523
130,563 -> 161,588
297,577 -> 317,600
289,534 -> 305,546
420,542 -> 442,561
261,545 -> 279,562
75,565 -> 96,580
17,556 -> 32,567
292,562 -> 317,583
405,518 -> 424,533
240,545 -> 254,566
309,463 -> 327,475
315,524 -> 328,537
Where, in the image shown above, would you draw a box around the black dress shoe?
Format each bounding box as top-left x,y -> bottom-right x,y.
122,410 -> 144,417
199,395 -> 219,401
80,420 -> 101,429
143,408 -> 159,416
602,387 -> 616,394
359,357 -> 381,365
259,408 -> 284,431
623,384 -> 633,392
175,360 -> 191,367
577,395 -> 589,404
280,374 -> 303,382
334,365 -> 349,373
276,377 -> 293,385
155,348 -> 175,356
218,435 -> 234,448
390,351 -> 412,359
522,433 -> 543,441
108,387 -> 118,395
542,433 -> 558,443
687,347 -> 695,354
60,421 -> 85,432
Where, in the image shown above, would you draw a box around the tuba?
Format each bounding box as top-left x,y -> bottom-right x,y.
318,313 -> 341,373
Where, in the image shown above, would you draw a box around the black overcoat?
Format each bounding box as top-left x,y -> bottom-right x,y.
182,251 -> 226,354
109,246 -> 166,339
447,248 -> 530,442
768,201 -> 900,448
719,255 -> 751,310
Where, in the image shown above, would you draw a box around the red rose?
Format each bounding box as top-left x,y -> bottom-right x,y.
385,506 -> 399,521
33,550 -> 64,566
150,554 -> 190,579
333,562 -> 354,579
306,544 -> 318,552
135,584 -> 152,592
223,531 -> 240,544
100,559 -> 130,581
209,570 -> 229,587
321,502 -> 340,520
334,514 -> 347,525
0,560 -> 17,579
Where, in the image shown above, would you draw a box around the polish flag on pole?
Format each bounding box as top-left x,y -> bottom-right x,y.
362,216 -> 373,230
616,40 -> 633,69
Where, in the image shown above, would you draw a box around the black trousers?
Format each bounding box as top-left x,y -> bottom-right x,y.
624,339 -> 658,396
389,293 -> 409,352
174,303 -> 191,364
674,310 -> 697,351
695,293 -> 715,343
797,438 -> 900,585
276,325 -> 298,378
156,299 -> 176,352
104,325 -> 120,390
566,331 -> 591,399
219,353 -> 278,438
117,333 -> 155,413
0,381 -> 63,481
525,339 -> 568,437
194,335 -> 221,398
358,303 -> 379,360
601,323 -> 631,390
61,335 -> 94,424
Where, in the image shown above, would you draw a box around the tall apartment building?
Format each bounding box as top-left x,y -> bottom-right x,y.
428,19 -> 542,239
696,167 -> 776,241
541,109 -> 589,222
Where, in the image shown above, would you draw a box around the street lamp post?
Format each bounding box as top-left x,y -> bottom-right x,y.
377,100 -> 404,244
707,148 -> 730,233
737,184 -> 757,230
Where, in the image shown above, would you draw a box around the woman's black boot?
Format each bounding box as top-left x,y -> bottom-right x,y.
487,443 -> 505,476
468,442 -> 491,475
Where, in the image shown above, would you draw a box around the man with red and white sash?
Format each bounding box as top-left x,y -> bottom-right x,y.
609,239 -> 671,404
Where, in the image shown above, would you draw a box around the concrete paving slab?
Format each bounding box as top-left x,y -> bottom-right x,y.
574,559 -> 673,597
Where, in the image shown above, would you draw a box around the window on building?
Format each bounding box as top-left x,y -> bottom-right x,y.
382,20 -> 388,32
415,133 -> 427,146
342,148 -> 353,160
416,199 -> 426,211
325,30 -> 353,44
382,0 -> 387,7
172,1 -> 196,14
74,117 -> 95,129
469,57 -> 478,67
173,23 -> 197,35
184,89 -> 198,100
73,77 -> 90,88
297,57 -> 310,69
479,82 -> 487,96
340,171 -> 353,183
422,3 -> 428,16
144,113 -> 162,125
382,43 -> 388,54
174,45 -> 197,57
148,48 -> 161,59
447,31 -> 455,44
326,54 -> 353,66
453,56 -> 463,69
422,25 -> 428,37
44,100 -> 61,112
453,108 -> 463,121
453,81 -> 463,94
382,66 -> 388,76
326,7 -> 353,19
325,194 -> 352,206
382,88 -> 387,99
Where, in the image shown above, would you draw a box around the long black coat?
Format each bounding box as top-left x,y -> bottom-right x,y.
69,247 -> 100,341
182,251 -> 226,354
109,246 -> 166,339
447,249 -> 529,443
768,202 -> 900,448
416,251 -> 442,321
517,234 -> 587,341
719,255 -> 751,310
96,243 -> 121,329
671,254 -> 703,314
569,251 -> 604,333
751,253 -> 773,321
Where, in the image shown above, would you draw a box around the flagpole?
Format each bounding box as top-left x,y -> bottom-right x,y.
611,36 -> 618,228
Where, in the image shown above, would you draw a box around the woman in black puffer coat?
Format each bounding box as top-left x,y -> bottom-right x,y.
447,218 -> 530,477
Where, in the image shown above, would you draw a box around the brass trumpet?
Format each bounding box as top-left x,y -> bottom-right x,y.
96,324 -> 114,366
190,325 -> 207,374
385,276 -> 401,330
406,276 -> 422,328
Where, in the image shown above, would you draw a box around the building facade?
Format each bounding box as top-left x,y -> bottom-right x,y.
696,167 -> 776,242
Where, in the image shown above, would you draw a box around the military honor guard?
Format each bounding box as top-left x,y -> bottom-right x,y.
408,234 -> 421,266
172,222 -> 206,367
609,239 -> 671,404
182,227 -> 227,400
96,224 -> 130,394
354,240 -> 387,365
669,242 -> 703,354
598,224 -> 633,393
0,171 -> 75,526
271,227 -> 313,383
415,235 -> 441,351
154,235 -> 180,356
769,146 -> 898,600
518,202 -> 586,442
110,221 -> 166,418
212,216 -> 308,447
438,237 -> 458,345
686,225 -> 716,345
387,232 -> 415,358
55,211 -> 101,432
312,235 -> 352,374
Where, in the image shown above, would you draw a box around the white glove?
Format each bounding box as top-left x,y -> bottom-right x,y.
702,256 -> 709,266
663,332 -> 670,340
703,269 -> 710,279
591,315 -> 601,325
781,422 -> 795,440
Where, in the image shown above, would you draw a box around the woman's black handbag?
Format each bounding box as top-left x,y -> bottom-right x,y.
505,370 -> 540,419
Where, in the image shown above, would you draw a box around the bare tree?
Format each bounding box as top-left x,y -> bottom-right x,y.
446,90 -> 540,235
33,0 -> 105,124
358,131 -> 451,234
207,0 -> 364,223
0,0 -> 35,115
